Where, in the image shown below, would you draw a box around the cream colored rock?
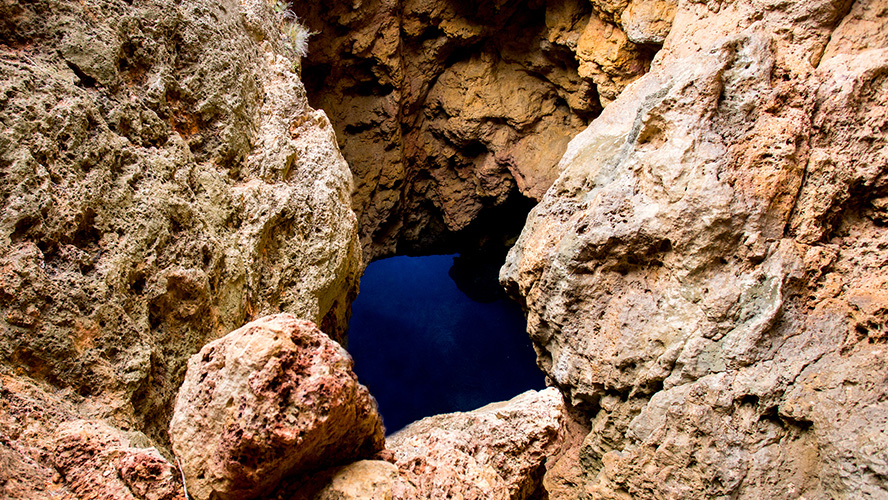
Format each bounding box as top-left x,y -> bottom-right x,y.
168,314 -> 384,500
502,3 -> 888,497
386,388 -> 565,500
657,0 -> 853,70
305,460 -> 401,500
620,0 -> 678,44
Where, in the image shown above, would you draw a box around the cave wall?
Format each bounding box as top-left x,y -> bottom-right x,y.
292,0 -> 668,260
0,0 -> 360,457
501,0 -> 888,497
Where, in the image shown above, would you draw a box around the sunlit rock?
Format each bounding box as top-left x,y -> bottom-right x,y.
169,314 -> 384,500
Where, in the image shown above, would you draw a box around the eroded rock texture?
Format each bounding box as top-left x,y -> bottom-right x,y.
0,374 -> 185,500
0,0 -> 360,458
292,0 -> 668,260
501,0 -> 888,498
169,314 -> 385,500
385,387 -> 564,500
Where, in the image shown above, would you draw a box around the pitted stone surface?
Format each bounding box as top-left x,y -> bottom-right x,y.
501,0 -> 888,497
168,314 -> 384,500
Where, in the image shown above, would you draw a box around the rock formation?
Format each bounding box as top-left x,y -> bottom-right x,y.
386,387 -> 565,500
2,0 -> 887,497
288,388 -> 566,500
53,419 -> 184,500
169,314 -> 384,500
0,0 -> 360,455
0,373 -> 185,499
501,0 -> 888,497
291,0 -> 668,260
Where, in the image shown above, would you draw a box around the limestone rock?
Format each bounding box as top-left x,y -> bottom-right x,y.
287,460 -> 401,500
53,419 -> 184,500
620,0 -> 678,45
386,388 -> 564,500
502,0 -> 888,498
292,0 -> 660,260
168,314 -> 384,500
0,372 -> 186,500
0,0 -> 360,449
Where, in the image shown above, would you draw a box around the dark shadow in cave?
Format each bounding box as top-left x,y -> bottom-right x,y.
347,253 -> 546,435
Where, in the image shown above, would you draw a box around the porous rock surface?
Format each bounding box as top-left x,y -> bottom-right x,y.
292,0 -> 670,259
0,0 -> 360,457
168,314 -> 385,500
0,373 -> 185,500
501,0 -> 888,497
385,387 -> 565,500
53,419 -> 184,500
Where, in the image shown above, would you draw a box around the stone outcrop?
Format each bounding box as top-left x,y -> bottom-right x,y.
168,314 -> 385,500
0,0 -> 360,454
292,0 -> 665,260
501,0 -> 888,498
385,387 -> 564,500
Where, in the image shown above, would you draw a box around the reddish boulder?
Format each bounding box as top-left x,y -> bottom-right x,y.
168,314 -> 384,500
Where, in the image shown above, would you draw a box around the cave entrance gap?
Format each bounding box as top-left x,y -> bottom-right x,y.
347,252 -> 546,434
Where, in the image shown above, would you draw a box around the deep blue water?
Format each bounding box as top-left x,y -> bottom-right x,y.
347,254 -> 546,434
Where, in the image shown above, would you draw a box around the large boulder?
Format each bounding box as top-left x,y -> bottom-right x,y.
501,0 -> 888,497
168,314 -> 385,500
386,388 -> 564,500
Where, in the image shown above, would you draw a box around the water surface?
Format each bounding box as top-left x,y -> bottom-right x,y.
347,254 -> 546,434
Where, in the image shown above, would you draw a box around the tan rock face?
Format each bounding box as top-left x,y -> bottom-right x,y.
168,314 -> 385,500
292,0 -> 662,260
502,0 -> 888,498
385,388 -> 565,500
0,0 -> 360,450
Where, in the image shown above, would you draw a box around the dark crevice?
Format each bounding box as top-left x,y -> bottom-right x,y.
65,61 -> 97,88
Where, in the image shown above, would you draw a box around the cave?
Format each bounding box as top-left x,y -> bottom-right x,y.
289,0 -> 606,433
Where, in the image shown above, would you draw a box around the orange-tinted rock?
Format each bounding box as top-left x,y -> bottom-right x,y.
53,420 -> 184,500
501,1 -> 888,497
168,314 -> 384,500
292,0 -> 659,260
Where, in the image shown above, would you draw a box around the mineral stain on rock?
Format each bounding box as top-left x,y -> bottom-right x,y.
347,254 -> 546,433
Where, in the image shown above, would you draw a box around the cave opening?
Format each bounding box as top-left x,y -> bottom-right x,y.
290,0 -> 606,433
347,251 -> 546,434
